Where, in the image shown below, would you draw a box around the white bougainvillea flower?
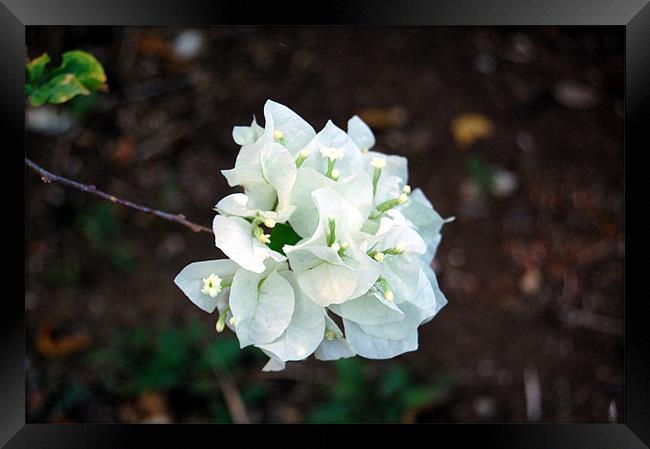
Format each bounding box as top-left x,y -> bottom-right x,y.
231,100 -> 316,153
222,141 -> 298,213
299,120 -> 366,180
285,187 -> 381,306
176,100 -> 451,371
228,262 -> 295,348
289,168 -> 373,238
216,192 -> 294,226
213,214 -> 285,273
174,259 -> 238,313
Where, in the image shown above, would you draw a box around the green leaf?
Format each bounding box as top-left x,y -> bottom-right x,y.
47,73 -> 91,104
28,87 -> 52,107
26,50 -> 107,106
268,222 -> 302,254
26,53 -> 50,84
50,50 -> 107,91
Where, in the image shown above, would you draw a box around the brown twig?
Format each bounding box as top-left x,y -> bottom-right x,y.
25,157 -> 213,234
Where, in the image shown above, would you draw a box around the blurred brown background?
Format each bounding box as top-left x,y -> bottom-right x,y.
25,26 -> 623,423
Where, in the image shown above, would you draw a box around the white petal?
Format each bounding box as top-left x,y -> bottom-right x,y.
213,215 -> 281,273
330,291 -> 404,326
288,167 -> 335,238
229,269 -> 295,347
344,315 -> 418,360
263,100 -> 316,153
232,116 -> 264,145
258,272 -> 326,361
314,314 -> 355,361
173,259 -> 238,313
261,349 -> 287,372
347,115 -> 375,151
215,193 -> 255,217
260,142 -> 297,214
382,253 -> 421,303
401,188 -> 445,244
341,242 -> 383,300
301,120 -> 366,178
419,261 -> 448,322
367,151 -> 408,184
372,220 -> 427,255
335,170 -> 374,221
312,187 -> 364,238
285,242 -> 344,272
358,302 -> 426,340
295,262 -> 357,306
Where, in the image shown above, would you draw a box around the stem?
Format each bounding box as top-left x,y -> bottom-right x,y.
25,157 -> 213,234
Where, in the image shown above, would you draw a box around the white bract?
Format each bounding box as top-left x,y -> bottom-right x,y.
175,100 -> 452,371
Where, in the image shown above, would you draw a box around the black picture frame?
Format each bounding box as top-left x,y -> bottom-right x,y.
3,0 -> 648,446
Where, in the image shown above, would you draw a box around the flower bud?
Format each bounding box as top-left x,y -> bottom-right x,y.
384,290 -> 394,301
373,252 -> 385,263
398,193 -> 408,204
402,184 -> 411,194
273,129 -> 284,141
330,242 -> 341,252
263,218 -> 276,228
331,168 -> 340,180
370,157 -> 386,169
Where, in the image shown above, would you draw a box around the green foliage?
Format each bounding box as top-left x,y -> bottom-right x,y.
25,50 -> 107,107
86,322 -> 263,423
307,359 -> 452,423
268,222 -> 302,255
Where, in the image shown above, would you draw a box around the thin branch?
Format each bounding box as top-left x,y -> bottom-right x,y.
25,157 -> 213,234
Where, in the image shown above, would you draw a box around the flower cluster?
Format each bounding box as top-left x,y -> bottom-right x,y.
175,100 -> 452,371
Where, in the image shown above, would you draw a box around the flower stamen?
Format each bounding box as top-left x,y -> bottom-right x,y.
201,273 -> 223,298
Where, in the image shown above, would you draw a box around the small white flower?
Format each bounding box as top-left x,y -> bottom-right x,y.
370,157 -> 386,169
201,273 -> 223,298
320,146 -> 345,161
